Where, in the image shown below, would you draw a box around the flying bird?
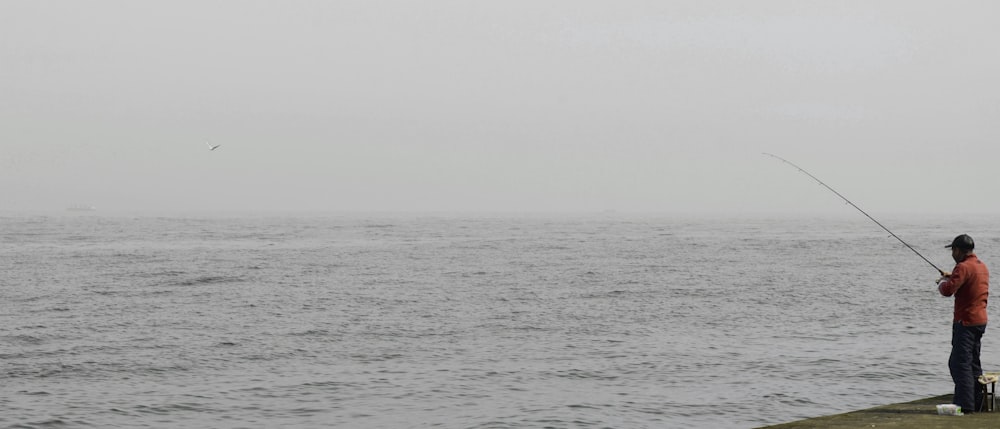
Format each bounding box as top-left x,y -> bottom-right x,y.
206,142 -> 221,151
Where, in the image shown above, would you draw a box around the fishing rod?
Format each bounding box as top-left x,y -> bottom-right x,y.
763,152 -> 944,276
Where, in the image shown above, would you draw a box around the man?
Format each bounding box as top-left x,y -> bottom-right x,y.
937,233 -> 989,413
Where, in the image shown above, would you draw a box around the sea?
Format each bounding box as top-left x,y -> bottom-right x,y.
3,212 -> 999,429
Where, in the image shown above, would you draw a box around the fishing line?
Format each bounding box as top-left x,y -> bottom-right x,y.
763,153 -> 944,275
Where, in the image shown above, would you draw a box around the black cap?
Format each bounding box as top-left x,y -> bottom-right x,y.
946,234 -> 975,250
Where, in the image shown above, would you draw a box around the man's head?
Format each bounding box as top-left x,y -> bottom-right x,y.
946,234 -> 975,262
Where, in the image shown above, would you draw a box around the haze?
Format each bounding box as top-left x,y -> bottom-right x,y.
3,1 -> 999,215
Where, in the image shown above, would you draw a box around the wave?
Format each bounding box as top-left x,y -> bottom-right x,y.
173,275 -> 244,286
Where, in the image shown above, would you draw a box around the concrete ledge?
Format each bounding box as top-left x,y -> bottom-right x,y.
758,394 -> 998,429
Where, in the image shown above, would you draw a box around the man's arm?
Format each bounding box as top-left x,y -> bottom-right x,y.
938,265 -> 965,297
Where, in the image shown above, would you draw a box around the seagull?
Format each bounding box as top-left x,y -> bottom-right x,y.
206,141 -> 221,151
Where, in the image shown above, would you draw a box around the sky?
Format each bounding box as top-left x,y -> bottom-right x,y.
2,1 -> 999,215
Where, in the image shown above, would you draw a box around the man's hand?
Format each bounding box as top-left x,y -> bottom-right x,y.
937,272 -> 951,286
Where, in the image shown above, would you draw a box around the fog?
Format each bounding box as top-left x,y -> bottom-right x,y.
4,1 -> 999,215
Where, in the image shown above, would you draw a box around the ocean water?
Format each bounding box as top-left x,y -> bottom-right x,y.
2,213 -> 998,428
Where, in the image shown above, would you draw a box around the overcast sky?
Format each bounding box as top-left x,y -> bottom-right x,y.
3,1 -> 999,215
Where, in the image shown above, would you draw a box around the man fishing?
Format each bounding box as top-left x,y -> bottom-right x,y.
765,155 -> 992,412
937,234 -> 989,413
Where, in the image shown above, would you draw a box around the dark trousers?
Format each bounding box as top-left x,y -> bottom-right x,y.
949,322 -> 986,412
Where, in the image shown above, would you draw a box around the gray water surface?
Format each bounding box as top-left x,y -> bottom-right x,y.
3,213 -> 996,428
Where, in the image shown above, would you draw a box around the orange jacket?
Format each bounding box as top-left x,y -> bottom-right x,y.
938,254 -> 989,326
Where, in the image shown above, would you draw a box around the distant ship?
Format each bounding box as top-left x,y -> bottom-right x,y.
66,204 -> 97,212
